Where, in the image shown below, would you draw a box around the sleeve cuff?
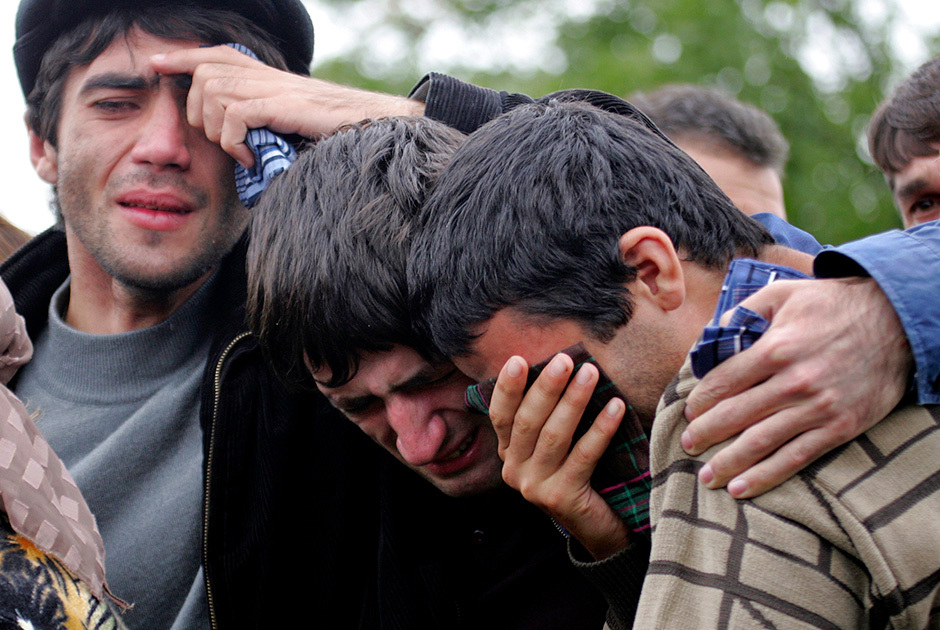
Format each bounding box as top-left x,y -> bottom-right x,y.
568,532 -> 651,630
409,72 -> 506,134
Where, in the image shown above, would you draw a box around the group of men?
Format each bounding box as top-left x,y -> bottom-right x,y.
2,0 -> 940,628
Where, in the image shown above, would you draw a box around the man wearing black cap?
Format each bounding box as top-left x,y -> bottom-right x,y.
7,3 -> 646,628
4,1 -> 428,628
5,0 -> 940,628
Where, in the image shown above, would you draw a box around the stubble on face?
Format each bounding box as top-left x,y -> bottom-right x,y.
56,165 -> 246,296
49,29 -> 249,304
312,348 -> 506,498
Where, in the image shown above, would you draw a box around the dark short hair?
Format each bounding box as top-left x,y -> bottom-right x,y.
246,117 -> 466,388
408,98 -> 775,357
868,55 -> 940,183
630,84 -> 789,176
27,4 -> 289,147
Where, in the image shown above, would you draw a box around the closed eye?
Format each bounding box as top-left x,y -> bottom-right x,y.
399,367 -> 461,393
94,99 -> 139,114
337,398 -> 378,417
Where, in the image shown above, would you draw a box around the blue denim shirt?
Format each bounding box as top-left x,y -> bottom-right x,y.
753,213 -> 940,404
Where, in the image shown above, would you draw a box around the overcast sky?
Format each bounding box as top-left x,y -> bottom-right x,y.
0,0 -> 936,235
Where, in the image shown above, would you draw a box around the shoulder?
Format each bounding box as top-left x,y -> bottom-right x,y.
648,368 -> 940,627
805,403 -> 940,625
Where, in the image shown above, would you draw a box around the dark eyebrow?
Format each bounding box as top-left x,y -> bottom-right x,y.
326,363 -> 456,412
895,177 -> 928,200
331,393 -> 379,413
80,73 -> 155,93
171,73 -> 193,91
389,365 -> 456,394
80,72 -> 192,94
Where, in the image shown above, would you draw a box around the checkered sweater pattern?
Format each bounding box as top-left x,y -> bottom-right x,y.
634,359 -> 940,629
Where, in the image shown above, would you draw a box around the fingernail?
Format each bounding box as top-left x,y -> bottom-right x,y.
575,365 -> 592,384
681,430 -> 694,452
698,463 -> 714,486
728,478 -> 748,498
605,398 -> 623,416
548,354 -> 566,377
506,357 -> 523,378
684,406 -> 696,421
151,53 -> 166,61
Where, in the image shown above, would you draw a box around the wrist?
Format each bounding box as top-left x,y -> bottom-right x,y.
580,519 -> 631,561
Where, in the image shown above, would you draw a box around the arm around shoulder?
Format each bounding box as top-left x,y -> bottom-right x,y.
815,219 -> 940,403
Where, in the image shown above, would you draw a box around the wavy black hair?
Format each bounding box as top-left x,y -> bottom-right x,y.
247,117 -> 465,388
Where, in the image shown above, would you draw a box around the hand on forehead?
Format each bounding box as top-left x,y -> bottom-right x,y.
451,309 -> 585,383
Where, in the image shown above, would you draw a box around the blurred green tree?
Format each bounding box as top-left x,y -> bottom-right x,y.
309,0 -> 933,244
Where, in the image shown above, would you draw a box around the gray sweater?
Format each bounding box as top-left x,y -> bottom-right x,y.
15,273 -> 221,630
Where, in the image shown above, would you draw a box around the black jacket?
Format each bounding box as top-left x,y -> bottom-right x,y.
365,455 -> 608,630
0,78 -> 635,629
2,230 -> 382,629
2,228 -> 609,629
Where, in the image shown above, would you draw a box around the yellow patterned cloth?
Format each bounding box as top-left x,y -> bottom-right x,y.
0,512 -> 125,629
0,278 -> 118,603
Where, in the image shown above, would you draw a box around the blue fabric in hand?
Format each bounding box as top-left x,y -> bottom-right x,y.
224,43 -> 297,208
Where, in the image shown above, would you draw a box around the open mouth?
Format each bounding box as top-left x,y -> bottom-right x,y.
117,196 -> 196,231
442,430 -> 477,461
119,201 -> 191,214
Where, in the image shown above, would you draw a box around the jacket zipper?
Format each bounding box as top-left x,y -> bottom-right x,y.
203,331 -> 251,630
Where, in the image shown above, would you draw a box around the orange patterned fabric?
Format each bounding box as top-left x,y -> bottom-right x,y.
0,512 -> 126,628
0,279 -> 119,605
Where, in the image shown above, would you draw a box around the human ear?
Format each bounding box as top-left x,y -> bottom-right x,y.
28,125 -> 58,185
617,227 -> 685,311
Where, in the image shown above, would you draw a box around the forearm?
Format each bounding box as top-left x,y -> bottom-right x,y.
568,533 -> 651,630
410,72 -> 506,133
411,74 -> 649,137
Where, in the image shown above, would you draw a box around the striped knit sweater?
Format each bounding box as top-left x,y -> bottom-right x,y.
634,359 -> 940,629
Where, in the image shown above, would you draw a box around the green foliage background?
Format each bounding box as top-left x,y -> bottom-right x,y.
309,0 -> 939,245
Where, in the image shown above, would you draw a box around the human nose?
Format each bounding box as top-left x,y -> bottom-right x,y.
130,92 -> 192,170
385,394 -> 447,466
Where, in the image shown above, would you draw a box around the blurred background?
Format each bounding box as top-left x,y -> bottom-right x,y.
1,0 -> 938,244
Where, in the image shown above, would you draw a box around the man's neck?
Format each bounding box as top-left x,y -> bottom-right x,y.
60,224 -> 219,334
641,249 -> 811,422
757,244 -> 815,275
65,271 -> 210,334
63,242 -> 211,333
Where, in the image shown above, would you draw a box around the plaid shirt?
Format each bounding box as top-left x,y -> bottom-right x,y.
691,258 -> 809,379
635,258 -> 940,628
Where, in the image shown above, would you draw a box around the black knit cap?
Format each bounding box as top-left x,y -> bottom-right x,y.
14,0 -> 314,97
